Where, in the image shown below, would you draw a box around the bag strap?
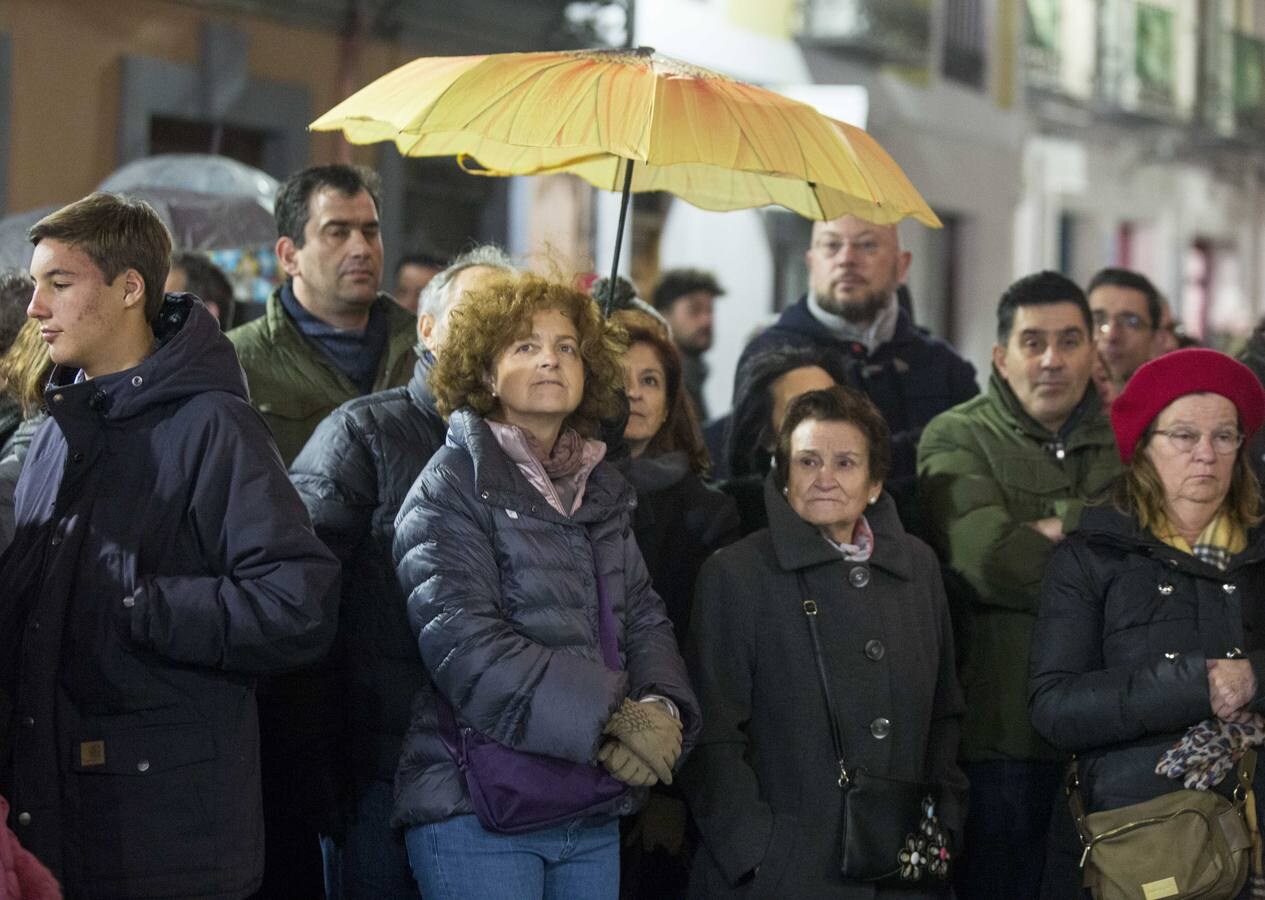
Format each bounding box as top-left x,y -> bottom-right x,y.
797,571 -> 851,787
593,564 -> 620,671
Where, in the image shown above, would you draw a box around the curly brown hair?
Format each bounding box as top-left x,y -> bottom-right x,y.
613,309 -> 711,475
429,273 -> 627,437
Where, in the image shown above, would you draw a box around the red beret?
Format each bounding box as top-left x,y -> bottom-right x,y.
1110,348 -> 1265,463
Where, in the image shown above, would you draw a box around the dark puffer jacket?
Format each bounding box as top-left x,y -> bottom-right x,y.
391,409 -> 701,828
0,296 -> 339,899
1030,504 -> 1265,813
290,356 -> 446,794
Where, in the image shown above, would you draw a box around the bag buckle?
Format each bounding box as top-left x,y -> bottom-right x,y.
837,760 -> 850,788
803,600 -> 818,616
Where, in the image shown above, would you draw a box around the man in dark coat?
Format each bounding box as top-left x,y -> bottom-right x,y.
734,214 -> 977,525
0,193 -> 339,899
652,268 -> 724,422
227,164 -> 416,897
289,246 -> 515,898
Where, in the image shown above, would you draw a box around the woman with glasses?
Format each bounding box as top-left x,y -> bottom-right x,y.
1030,348 -> 1265,898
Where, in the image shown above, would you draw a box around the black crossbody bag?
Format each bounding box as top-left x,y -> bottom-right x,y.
797,571 -> 953,886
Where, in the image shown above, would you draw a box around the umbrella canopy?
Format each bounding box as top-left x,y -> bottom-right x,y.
0,188 -> 277,270
310,47 -> 940,228
99,154 -> 279,214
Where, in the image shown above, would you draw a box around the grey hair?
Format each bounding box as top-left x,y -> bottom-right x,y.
418,245 -> 517,321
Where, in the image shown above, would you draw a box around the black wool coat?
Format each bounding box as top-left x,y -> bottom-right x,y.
0,296 -> 339,900
1030,504 -> 1265,813
681,479 -> 967,900
626,452 -> 741,640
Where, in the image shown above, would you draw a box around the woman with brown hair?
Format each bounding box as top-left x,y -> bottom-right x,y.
613,310 -> 739,899
1031,348 -> 1265,899
0,319 -> 53,552
615,309 -> 740,640
391,274 -> 699,900
683,385 -> 966,898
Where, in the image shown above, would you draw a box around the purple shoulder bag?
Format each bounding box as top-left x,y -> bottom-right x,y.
435,569 -> 629,834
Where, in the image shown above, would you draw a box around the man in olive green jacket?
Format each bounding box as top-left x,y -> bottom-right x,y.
228,165 -> 416,466
917,271 -> 1121,899
226,164 -> 415,897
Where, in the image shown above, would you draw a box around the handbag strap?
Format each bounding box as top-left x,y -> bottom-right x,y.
593,564 -> 620,671
797,571 -> 851,787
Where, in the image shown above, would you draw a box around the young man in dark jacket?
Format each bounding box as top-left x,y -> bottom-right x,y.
733,214 -> 977,527
289,246 -> 515,898
0,192 -> 339,899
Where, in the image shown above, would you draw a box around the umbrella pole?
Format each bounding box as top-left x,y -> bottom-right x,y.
604,159 -> 636,317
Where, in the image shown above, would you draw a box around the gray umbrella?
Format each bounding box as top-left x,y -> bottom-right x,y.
98,154 -> 279,213
0,188 -> 277,271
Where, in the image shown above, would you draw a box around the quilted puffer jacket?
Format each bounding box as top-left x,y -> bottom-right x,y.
391,408 -> 700,828
1030,503 -> 1265,813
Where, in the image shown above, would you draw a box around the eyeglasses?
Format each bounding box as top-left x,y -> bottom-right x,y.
1153,428 -> 1244,455
1092,310 -> 1152,333
812,238 -> 882,258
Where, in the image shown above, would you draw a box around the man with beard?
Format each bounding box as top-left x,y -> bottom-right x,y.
732,214 -> 977,522
653,268 -> 723,421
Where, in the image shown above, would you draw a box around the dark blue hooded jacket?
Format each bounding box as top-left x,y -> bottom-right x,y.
0,295 -> 339,900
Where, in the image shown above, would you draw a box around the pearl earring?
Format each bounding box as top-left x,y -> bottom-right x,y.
868,495 -> 878,505
781,486 -> 788,496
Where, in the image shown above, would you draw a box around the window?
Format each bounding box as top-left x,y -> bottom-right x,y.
943,0 -> 986,88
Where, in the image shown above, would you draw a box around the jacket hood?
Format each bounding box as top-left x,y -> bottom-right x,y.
446,407 -> 634,523
761,473 -> 912,580
46,294 -> 247,421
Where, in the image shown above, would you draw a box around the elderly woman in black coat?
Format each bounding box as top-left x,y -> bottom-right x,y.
682,386 -> 966,899
392,275 -> 699,899
1030,348 -> 1265,898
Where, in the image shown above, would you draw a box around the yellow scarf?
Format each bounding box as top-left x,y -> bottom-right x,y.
1155,512 -> 1246,570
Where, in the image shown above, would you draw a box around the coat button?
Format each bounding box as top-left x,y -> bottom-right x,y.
16,812 -> 30,826
122,595 -> 135,609
480,491 -> 489,500
864,640 -> 885,661
136,760 -> 150,773
870,717 -> 891,739
1165,651 -> 1180,660
849,566 -> 870,588
131,375 -> 144,387
1223,583 -> 1237,595
1158,583 -> 1174,595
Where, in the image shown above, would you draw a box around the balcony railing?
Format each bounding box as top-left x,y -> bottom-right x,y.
797,0 -> 932,68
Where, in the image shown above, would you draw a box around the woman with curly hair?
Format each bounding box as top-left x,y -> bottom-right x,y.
392,274 -> 700,899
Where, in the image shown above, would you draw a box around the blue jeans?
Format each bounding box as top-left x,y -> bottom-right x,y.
405,814 -> 620,900
321,779 -> 416,900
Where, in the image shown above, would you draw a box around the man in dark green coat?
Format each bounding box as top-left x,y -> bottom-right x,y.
917,271 -> 1121,899
227,164 -> 415,897
228,164 -> 415,466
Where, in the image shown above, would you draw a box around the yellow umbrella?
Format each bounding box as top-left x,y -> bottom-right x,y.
311,47 -> 939,306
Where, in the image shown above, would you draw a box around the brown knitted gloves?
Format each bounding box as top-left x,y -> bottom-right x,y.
599,698 -> 682,785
